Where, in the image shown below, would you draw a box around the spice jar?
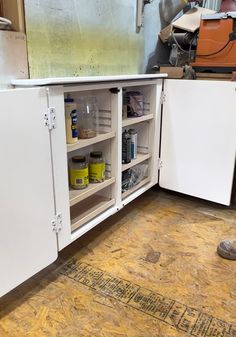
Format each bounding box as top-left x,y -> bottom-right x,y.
69,156 -> 89,190
89,151 -> 105,183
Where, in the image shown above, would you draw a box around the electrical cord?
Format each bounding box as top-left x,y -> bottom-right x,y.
196,31 -> 236,57
196,39 -> 232,57
172,28 -> 235,59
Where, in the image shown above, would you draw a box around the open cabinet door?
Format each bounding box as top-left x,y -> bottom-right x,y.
160,79 -> 236,205
0,88 -> 58,296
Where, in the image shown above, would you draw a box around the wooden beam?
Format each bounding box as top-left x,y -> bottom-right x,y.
0,0 -> 25,32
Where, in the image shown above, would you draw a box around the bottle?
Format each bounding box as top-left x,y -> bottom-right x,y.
69,156 -> 89,190
122,130 -> 131,164
89,151 -> 105,183
129,129 -> 138,160
65,95 -> 78,144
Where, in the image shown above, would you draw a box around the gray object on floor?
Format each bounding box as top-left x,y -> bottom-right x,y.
217,239 -> 236,260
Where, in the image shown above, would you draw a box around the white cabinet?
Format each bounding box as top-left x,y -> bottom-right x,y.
0,75 -> 235,297
45,76 -> 164,250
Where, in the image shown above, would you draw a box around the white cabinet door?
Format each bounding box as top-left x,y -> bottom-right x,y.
160,79 -> 236,205
0,88 -> 58,296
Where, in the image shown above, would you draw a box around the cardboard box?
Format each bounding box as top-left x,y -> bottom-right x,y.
160,66 -> 183,79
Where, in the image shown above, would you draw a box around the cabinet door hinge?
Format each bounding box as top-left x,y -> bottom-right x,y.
160,91 -> 166,104
44,107 -> 56,130
158,159 -> 163,170
52,213 -> 62,234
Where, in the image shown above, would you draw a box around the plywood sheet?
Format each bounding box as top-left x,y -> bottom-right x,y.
172,7 -> 216,32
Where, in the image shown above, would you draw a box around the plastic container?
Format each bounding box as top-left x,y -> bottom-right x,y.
89,151 -> 105,183
64,95 -> 78,144
124,91 -> 144,118
78,97 -> 98,139
69,156 -> 89,190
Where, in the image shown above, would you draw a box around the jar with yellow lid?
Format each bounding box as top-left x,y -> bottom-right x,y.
69,156 -> 89,189
89,151 -> 105,183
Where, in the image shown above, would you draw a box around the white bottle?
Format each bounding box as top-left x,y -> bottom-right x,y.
64,95 -> 78,144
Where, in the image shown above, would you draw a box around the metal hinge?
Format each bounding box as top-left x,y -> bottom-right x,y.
160,91 -> 166,104
158,159 -> 163,170
52,213 -> 62,234
44,107 -> 56,130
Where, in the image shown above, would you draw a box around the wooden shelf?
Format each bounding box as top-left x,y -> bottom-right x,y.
71,195 -> 115,232
69,177 -> 116,206
122,153 -> 151,172
122,114 -> 153,128
122,177 -> 151,199
67,132 -> 115,152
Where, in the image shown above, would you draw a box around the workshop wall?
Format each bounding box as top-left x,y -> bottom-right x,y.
24,0 -> 161,78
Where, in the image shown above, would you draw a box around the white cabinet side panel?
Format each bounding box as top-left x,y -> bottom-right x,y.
150,80 -> 163,185
0,88 -> 57,296
160,79 -> 236,205
49,87 -> 71,250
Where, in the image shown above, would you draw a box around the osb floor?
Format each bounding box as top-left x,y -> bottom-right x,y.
0,189 -> 236,337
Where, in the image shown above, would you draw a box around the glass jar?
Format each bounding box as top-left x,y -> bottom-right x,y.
69,156 -> 89,190
77,97 -> 98,139
89,151 -> 105,183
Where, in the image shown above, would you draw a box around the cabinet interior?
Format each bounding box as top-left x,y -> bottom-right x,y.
64,83 -> 158,234
121,84 -> 156,201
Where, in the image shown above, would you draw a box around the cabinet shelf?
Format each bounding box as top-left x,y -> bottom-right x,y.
67,132 -> 116,153
122,153 -> 151,172
69,177 -> 116,206
71,196 -> 115,232
122,114 -> 154,128
122,177 -> 151,199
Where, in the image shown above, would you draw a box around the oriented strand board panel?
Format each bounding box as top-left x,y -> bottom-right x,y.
24,0 -> 144,78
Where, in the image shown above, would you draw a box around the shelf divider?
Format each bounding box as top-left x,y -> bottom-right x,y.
67,132 -> 115,152
71,196 -> 115,232
69,177 -> 116,206
122,114 -> 153,128
122,177 -> 151,199
122,153 -> 151,172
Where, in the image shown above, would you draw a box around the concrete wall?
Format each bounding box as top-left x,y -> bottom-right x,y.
24,0 -> 161,78
143,0 -> 161,72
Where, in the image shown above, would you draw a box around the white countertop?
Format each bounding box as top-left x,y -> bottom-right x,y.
11,74 -> 167,86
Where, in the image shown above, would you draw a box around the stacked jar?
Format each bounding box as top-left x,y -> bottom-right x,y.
69,151 -> 105,190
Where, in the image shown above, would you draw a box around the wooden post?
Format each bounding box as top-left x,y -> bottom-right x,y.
0,0 -> 25,32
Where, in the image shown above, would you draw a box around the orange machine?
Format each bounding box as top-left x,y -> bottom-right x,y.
192,13 -> 236,72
